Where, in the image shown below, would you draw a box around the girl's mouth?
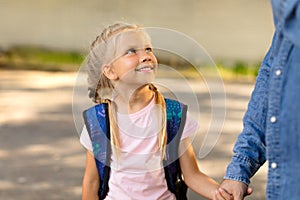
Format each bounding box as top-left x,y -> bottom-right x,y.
135,65 -> 155,72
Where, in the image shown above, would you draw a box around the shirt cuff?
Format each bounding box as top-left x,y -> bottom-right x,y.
224,154 -> 258,185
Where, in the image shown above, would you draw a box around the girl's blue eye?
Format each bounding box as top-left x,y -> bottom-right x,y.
145,47 -> 152,52
126,48 -> 136,55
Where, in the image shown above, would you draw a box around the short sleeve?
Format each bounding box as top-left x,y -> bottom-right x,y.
181,111 -> 199,140
80,125 -> 93,151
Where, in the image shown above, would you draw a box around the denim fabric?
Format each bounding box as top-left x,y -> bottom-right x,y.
271,0 -> 300,47
224,1 -> 300,199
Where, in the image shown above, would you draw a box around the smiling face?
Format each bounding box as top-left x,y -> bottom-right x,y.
103,29 -> 158,89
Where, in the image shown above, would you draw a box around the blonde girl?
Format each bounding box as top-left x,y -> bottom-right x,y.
80,22 -> 232,200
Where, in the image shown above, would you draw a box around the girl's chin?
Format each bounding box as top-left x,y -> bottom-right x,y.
118,74 -> 155,86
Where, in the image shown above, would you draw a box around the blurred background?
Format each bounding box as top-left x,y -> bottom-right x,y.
0,0 -> 273,199
0,0 -> 274,69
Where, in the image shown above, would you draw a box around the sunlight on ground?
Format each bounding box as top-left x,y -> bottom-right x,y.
0,70 -> 76,125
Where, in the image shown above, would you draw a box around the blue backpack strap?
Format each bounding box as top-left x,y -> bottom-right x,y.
83,103 -> 111,200
164,98 -> 188,200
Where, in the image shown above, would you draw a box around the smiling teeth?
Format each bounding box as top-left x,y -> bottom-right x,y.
140,67 -> 152,71
136,66 -> 153,71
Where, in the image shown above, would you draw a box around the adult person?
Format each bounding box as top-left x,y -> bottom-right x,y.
215,0 -> 300,199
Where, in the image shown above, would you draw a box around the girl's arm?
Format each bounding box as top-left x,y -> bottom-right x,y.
82,151 -> 100,200
179,138 -> 232,200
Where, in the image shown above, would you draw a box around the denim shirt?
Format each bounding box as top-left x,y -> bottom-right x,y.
224,0 -> 300,199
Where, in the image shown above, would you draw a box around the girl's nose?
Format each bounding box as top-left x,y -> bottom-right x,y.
141,56 -> 151,63
139,51 -> 152,63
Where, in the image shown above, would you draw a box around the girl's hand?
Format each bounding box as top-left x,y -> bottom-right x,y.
214,187 -> 234,200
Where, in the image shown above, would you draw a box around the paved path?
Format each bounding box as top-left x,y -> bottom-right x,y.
0,70 -> 267,199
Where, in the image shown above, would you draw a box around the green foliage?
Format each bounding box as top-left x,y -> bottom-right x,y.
216,61 -> 260,81
233,61 -> 248,75
0,46 -> 84,71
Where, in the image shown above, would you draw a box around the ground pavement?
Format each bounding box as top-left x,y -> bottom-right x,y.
0,70 -> 267,200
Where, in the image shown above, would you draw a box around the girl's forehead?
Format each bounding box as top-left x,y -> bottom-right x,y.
115,30 -> 151,48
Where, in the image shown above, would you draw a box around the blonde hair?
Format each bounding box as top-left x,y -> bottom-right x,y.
87,22 -> 167,159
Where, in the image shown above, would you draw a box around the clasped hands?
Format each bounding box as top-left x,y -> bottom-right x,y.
213,179 -> 253,200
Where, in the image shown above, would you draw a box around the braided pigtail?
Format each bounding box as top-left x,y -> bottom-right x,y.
103,99 -> 121,160
149,83 -> 167,160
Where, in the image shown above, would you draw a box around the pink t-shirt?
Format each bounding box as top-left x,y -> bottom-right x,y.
80,99 -> 199,200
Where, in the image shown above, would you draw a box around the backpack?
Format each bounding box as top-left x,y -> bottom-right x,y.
83,98 -> 188,200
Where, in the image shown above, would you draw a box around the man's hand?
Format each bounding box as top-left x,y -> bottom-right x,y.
215,179 -> 253,200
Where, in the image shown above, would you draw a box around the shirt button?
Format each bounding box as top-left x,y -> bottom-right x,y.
275,69 -> 281,76
271,162 -> 277,169
270,116 -> 277,123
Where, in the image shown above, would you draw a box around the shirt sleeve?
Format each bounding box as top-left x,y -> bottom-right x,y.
224,46 -> 271,185
181,111 -> 199,140
80,125 -> 93,151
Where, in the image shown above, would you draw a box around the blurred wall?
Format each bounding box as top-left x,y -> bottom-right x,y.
0,0 -> 274,62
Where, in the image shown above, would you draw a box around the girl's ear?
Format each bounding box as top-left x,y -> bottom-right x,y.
102,65 -> 118,80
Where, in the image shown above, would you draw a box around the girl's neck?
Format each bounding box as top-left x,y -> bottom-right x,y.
114,84 -> 154,114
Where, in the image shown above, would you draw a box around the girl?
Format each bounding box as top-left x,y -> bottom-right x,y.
80,22 -> 232,200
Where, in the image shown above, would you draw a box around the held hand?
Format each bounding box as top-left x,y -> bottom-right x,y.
216,179 -> 253,200
214,187 -> 233,200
